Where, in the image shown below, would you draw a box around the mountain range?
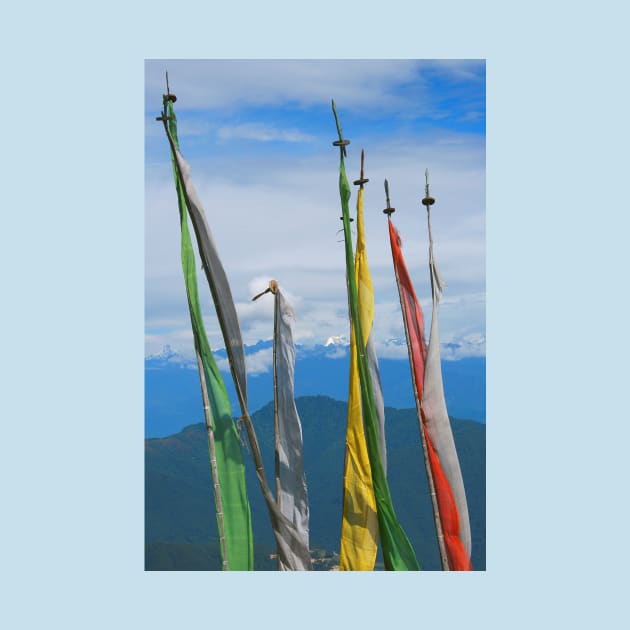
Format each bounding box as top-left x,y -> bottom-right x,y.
145,340 -> 485,438
145,395 -> 485,571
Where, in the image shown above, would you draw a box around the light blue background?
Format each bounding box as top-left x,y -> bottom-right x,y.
3,1 -> 629,628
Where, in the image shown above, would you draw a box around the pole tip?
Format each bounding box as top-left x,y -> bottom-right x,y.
383,178 -> 395,214
164,71 -> 177,102
251,280 -> 278,301
422,167 -> 435,206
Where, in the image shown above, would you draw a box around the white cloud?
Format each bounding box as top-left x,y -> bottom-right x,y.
145,60 -> 485,360
440,333 -> 486,360
145,60 -> 447,113
325,335 -> 349,346
218,347 -> 274,375
375,343 -> 410,360
247,348 -> 274,374
145,143 -> 485,355
215,349 -> 273,376
217,123 -> 315,143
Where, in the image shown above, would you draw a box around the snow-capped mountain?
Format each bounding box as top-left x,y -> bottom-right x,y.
145,336 -> 485,438
324,335 -> 349,347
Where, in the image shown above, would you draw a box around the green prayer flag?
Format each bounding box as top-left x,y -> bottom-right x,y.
161,97 -> 253,570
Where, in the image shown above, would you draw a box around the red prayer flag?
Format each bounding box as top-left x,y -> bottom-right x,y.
388,218 -> 472,571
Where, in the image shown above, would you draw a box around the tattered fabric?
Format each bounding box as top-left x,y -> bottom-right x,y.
388,217 -> 472,570
275,290 -> 310,570
165,115 -> 311,571
165,130 -> 248,407
421,227 -> 472,570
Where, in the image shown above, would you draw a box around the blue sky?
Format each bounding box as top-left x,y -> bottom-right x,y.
145,60 -> 485,366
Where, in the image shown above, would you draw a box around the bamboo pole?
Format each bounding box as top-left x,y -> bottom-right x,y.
203,288 -> 287,556
213,287 -> 275,523
195,348 -> 229,570
422,169 -> 450,570
158,88 -> 231,570
164,85 -> 308,567
160,111 -> 272,510
251,281 -> 282,507
332,103 -> 420,571
251,281 -> 282,569
270,282 -> 282,572
390,242 -> 449,570
272,284 -> 281,508
384,178 -> 449,571
245,283 -> 313,569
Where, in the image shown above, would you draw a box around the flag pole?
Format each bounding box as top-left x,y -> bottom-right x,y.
383,180 -> 449,571
195,348 -> 229,570
271,281 -> 281,507
253,280 -> 311,570
338,149 -> 381,571
252,280 -> 281,571
157,81 -> 255,491
253,281 -> 282,506
332,100 -> 420,570
157,79 -> 233,570
236,292 -> 312,569
422,168 -> 436,247
162,79 -> 310,569
420,168 -> 473,570
160,96 -> 271,518
354,150 -> 385,466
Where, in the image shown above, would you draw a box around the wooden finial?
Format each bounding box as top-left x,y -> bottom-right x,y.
353,149 -> 369,187
164,70 -> 177,102
383,178 -> 396,215
251,280 -> 278,301
422,167 -> 435,207
331,99 -> 350,157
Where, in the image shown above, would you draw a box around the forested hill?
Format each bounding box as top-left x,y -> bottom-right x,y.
145,395 -> 485,570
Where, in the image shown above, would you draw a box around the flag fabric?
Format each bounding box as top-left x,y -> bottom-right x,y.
339,178 -> 385,571
332,101 -> 419,570
387,220 -> 428,408
387,214 -> 472,571
422,219 -> 472,570
163,119 -> 247,408
161,97 -> 253,570
274,288 -> 310,570
164,99 -> 311,571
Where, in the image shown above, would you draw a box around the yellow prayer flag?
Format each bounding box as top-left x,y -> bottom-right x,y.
339,184 -> 384,570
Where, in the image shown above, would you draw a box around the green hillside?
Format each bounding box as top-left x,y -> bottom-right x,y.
145,395 -> 485,570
